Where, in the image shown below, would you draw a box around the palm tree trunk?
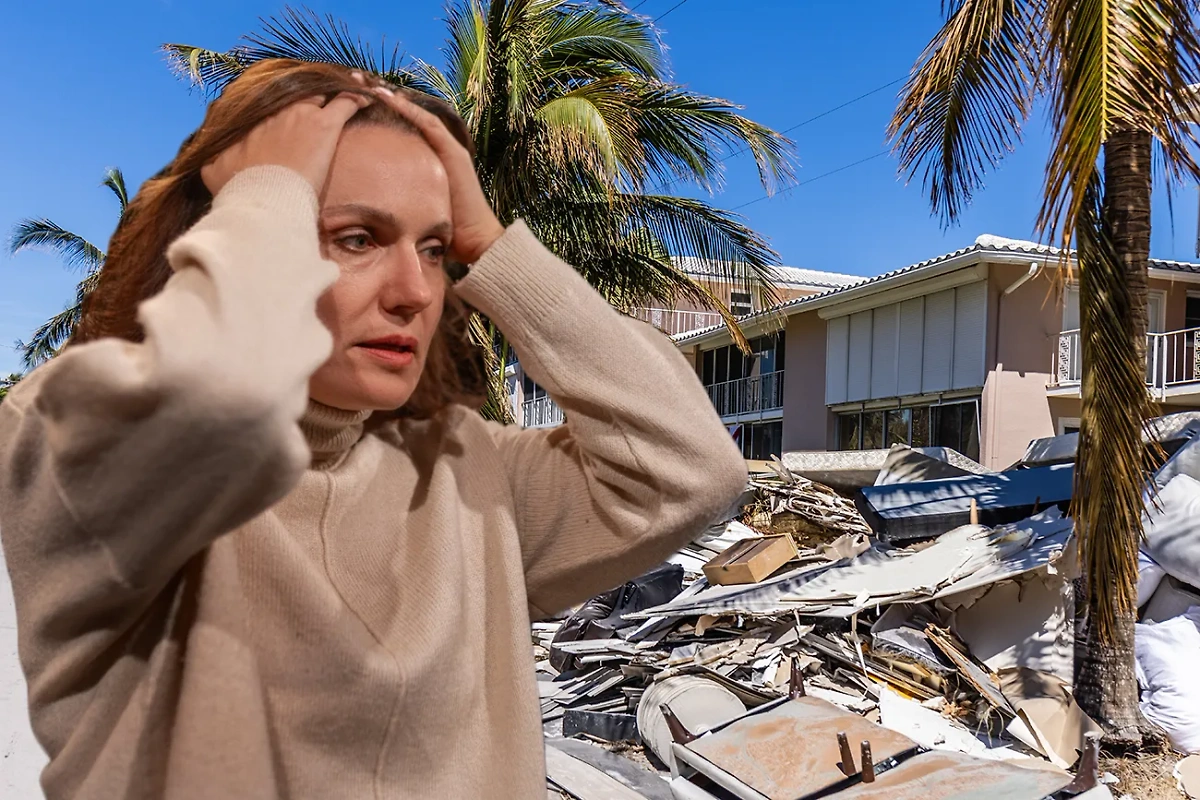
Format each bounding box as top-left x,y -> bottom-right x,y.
1072,129 -> 1152,743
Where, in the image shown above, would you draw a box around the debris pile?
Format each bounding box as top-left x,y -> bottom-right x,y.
539,422 -> 1200,800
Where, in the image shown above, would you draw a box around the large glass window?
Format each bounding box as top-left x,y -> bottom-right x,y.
835,399 -> 979,460
740,420 -> 783,460
861,410 -> 885,450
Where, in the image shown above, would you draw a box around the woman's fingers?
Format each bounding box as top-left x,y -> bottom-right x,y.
372,88 -> 462,156
322,92 -> 373,125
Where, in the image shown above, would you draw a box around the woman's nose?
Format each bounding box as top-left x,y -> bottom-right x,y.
379,247 -> 435,316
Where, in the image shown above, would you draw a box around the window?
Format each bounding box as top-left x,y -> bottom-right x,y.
931,401 -> 979,461
861,410 -> 885,450
834,398 -> 979,460
740,421 -> 783,460
730,291 -> 753,316
1058,417 -> 1081,436
1187,295 -> 1200,330
700,336 -> 784,387
886,408 -> 912,447
522,374 -> 548,401
838,413 -> 862,451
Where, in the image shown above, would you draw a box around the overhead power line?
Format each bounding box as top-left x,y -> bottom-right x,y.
730,150 -> 890,211
653,76 -> 906,194
653,0 -> 691,22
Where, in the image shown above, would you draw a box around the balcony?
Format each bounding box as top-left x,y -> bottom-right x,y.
1051,327 -> 1200,401
705,371 -> 785,419
634,307 -> 723,336
522,395 -> 565,428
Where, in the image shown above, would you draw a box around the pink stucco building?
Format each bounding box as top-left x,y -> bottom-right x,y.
672,235 -> 1200,468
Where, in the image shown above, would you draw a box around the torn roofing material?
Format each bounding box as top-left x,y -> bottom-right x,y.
856,463 -> 1073,543
626,510 -> 1074,621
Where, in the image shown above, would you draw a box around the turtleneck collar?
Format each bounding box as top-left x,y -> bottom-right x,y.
300,400 -> 372,465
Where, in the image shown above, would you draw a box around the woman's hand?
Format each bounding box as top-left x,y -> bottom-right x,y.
202,92 -> 373,197
371,87 -> 505,264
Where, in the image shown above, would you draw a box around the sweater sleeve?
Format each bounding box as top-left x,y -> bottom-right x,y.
0,167 -> 335,652
454,222 -> 747,618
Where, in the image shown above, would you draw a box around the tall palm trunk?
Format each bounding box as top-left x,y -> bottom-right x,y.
1073,129 -> 1153,742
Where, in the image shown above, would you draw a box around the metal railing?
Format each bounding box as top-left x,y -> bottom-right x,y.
633,308 -> 723,336
1053,327 -> 1200,397
705,371 -> 785,417
522,395 -> 565,428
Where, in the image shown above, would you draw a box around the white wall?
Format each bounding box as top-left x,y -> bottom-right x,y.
1,545 -> 47,798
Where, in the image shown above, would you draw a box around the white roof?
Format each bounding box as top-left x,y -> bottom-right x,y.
672,257 -> 864,290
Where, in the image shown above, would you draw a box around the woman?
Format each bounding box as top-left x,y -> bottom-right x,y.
0,60 -> 746,799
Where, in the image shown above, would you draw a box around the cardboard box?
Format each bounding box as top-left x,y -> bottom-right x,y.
702,535 -> 798,586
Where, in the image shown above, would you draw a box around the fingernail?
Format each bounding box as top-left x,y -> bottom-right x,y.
350,71 -> 363,80
374,86 -> 395,97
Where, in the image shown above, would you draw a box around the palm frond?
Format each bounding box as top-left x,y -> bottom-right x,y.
163,43 -> 250,92
538,4 -> 663,78
888,0 -> 1038,227
9,219 -> 105,273
18,302 -> 81,370
443,0 -> 491,126
165,6 -> 414,94
1072,169 -> 1153,645
1040,0 -> 1200,246
102,167 -> 129,214
628,83 -> 795,193
535,80 -> 643,182
527,190 -> 782,310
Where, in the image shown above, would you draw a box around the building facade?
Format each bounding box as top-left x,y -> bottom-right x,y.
508,260 -> 861,429
674,235 -> 1200,468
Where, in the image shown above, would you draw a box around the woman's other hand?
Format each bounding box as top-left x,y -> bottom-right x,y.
201,91 -> 373,197
372,87 -> 505,264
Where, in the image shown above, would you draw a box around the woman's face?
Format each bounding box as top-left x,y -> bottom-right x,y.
309,124 -> 451,411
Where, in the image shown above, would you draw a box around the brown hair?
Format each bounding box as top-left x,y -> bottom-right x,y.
71,58 -> 486,417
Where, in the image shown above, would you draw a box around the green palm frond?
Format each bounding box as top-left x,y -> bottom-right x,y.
9,219 -> 105,273
442,0 -> 491,118
628,83 -> 794,193
1039,0 -> 1200,246
163,43 -> 251,91
538,4 -> 663,78
18,302 -> 80,369
164,7 -> 414,93
888,0 -> 1039,227
103,167 -> 129,213
242,7 -> 410,83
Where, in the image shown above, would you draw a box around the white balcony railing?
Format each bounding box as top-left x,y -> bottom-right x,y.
633,308 -> 723,336
522,395 -> 565,428
1053,327 -> 1200,397
705,371 -> 785,418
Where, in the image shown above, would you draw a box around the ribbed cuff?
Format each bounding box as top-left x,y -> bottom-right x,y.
453,220 -> 591,346
212,166 -> 319,220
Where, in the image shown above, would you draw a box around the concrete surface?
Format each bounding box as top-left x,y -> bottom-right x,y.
1,544 -> 46,798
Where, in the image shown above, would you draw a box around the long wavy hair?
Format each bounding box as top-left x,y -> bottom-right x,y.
70,59 -> 487,418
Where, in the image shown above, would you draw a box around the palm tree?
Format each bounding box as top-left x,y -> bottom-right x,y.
163,3 -> 795,419
0,373 -> 20,405
9,168 -> 129,369
889,0 -> 1200,744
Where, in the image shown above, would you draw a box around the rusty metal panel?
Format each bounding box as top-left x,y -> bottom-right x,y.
833,749 -> 1071,800
680,697 -> 918,800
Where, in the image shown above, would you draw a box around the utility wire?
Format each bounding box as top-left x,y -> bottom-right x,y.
653,0 -> 691,22
730,150 -> 890,211
653,76 -> 905,194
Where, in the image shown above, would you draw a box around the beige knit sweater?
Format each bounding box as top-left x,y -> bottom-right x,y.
0,166 -> 747,800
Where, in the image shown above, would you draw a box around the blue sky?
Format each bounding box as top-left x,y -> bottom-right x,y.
2,0 -> 1197,375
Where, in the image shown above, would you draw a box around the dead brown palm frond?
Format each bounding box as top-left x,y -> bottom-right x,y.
888,0 -> 1040,227
1039,0 -> 1200,248
1073,171 -> 1154,639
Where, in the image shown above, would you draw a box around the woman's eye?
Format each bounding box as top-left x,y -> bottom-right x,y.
337,233 -> 373,252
